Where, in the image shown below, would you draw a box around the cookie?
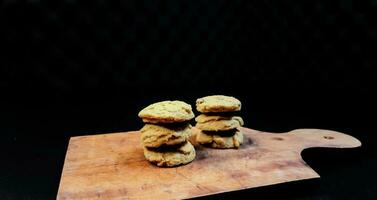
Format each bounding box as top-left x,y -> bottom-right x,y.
196,129 -> 244,148
195,115 -> 244,131
143,141 -> 196,167
195,114 -> 244,123
138,100 -> 195,123
141,123 -> 192,148
196,95 -> 241,113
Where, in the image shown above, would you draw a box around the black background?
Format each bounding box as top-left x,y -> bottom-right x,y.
1,0 -> 376,199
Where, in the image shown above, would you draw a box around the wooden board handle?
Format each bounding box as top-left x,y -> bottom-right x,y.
284,129 -> 362,150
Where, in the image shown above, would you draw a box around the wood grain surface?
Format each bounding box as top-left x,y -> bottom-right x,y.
57,127 -> 361,199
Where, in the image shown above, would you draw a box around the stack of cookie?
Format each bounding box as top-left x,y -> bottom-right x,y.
195,95 -> 244,148
138,100 -> 196,167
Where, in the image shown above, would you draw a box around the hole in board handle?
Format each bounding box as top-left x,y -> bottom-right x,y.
323,136 -> 334,140
272,137 -> 284,141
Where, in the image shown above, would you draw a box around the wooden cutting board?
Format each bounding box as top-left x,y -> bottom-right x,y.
57,127 -> 361,199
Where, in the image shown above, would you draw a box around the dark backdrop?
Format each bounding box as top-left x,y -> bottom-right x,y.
1,1 -> 376,199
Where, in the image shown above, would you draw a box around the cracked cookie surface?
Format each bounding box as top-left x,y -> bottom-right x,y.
196,95 -> 241,113
143,141 -> 196,167
141,123 -> 192,148
196,129 -> 244,149
138,100 -> 194,123
195,115 -> 244,131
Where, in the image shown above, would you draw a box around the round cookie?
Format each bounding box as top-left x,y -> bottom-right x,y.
195,114 -> 244,123
138,100 -> 195,123
141,123 -> 192,148
196,95 -> 241,113
143,141 -> 196,167
195,115 -> 244,131
196,130 -> 244,148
